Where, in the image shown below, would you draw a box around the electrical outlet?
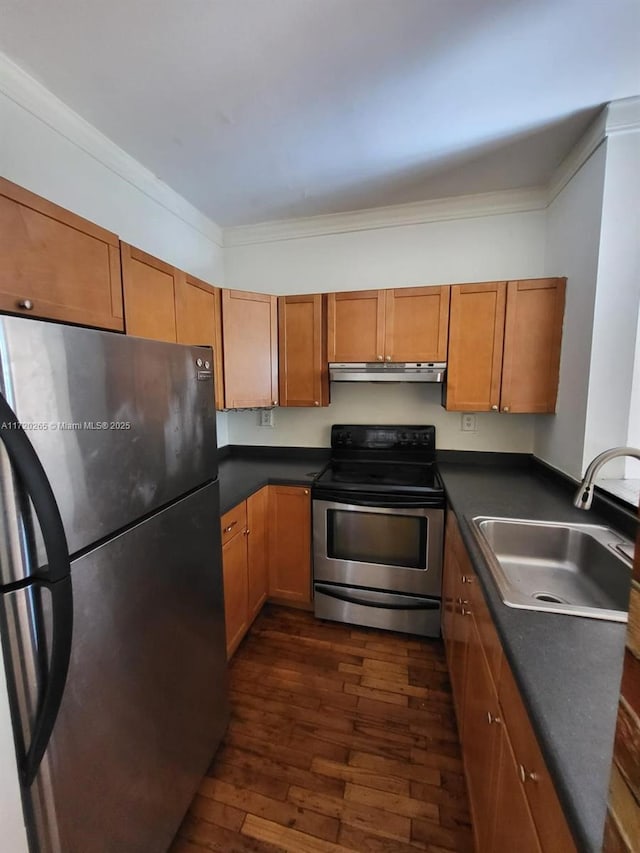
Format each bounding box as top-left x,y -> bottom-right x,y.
258,409 -> 275,427
461,413 -> 477,432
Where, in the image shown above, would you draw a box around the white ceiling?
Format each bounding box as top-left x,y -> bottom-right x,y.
0,0 -> 638,226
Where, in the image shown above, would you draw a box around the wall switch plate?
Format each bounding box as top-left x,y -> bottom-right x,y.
259,409 -> 275,427
461,413 -> 477,432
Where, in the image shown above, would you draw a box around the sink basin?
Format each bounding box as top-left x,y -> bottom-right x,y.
470,517 -> 634,621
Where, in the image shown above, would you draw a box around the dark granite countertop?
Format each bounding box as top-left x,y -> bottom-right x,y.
439,461 -> 631,853
216,446 -> 633,852
218,447 -> 329,514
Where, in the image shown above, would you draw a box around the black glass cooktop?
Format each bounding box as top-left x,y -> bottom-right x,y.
315,460 -> 443,494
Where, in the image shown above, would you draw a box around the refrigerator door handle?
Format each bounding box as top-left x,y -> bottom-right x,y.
22,575 -> 74,786
0,393 -> 70,583
0,393 -> 73,785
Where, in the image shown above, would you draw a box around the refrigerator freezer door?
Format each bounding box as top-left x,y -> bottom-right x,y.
22,482 -> 228,853
0,315 -> 217,580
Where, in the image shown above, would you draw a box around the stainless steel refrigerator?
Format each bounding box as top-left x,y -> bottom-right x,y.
0,315 -> 229,852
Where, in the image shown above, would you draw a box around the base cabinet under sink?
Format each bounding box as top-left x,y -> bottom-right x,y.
442,512 -> 577,853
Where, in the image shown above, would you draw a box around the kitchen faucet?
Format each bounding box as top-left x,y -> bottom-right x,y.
574,447 -> 640,510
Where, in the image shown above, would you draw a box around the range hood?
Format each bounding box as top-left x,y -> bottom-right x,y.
329,362 -> 446,383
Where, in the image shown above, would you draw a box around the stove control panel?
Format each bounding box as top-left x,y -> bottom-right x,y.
331,425 -> 436,452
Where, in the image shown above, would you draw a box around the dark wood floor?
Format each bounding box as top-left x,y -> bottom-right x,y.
170,605 -> 473,853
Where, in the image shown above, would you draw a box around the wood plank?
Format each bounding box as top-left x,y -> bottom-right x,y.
242,814 -> 353,853
348,751 -> 441,787
214,744 -> 345,797
200,778 -> 340,843
178,814 -> 284,853
344,781 -> 439,822
310,757 -> 411,796
288,786 -> 412,843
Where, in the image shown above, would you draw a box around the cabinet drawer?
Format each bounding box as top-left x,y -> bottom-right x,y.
499,662 -> 577,853
221,502 -> 247,545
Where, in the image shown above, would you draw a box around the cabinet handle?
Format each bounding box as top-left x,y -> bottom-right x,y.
272,400 -> 277,406
377,355 -> 384,361
519,764 -> 539,784
502,406 -> 510,413
491,404 -> 498,411
224,521 -> 238,533
385,355 -> 392,362
486,711 -> 501,725
314,401 -> 320,406
304,489 -> 309,495
245,528 -> 250,535
461,607 -> 472,616
461,575 -> 474,584
17,298 -> 34,310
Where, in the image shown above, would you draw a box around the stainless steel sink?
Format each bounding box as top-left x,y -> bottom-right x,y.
470,517 -> 634,622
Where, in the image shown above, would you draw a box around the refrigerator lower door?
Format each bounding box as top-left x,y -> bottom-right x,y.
27,482 -> 228,853
0,315 -> 217,581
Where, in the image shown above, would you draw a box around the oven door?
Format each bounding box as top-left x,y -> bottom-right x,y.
312,494 -> 444,597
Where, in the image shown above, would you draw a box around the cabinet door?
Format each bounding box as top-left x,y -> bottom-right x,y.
0,177 -> 123,330
462,618 -> 502,852
222,529 -> 249,659
268,486 -> 311,603
501,278 -> 566,413
222,289 -> 278,408
176,274 -> 225,410
327,290 -> 385,362
499,662 -> 577,852
247,487 -> 269,622
490,724 -> 542,853
278,294 -> 329,407
121,243 -> 180,342
445,282 -> 506,412
384,286 -> 450,362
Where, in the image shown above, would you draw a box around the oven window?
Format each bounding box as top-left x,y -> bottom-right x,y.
327,510 -> 427,569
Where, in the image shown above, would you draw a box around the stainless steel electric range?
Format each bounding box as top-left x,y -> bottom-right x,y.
312,425 -> 445,637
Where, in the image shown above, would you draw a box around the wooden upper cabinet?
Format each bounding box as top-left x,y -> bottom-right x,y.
384,286 -> 450,362
268,486 -> 311,604
501,278 -> 566,413
176,274 -> 225,410
0,177 -> 123,330
446,281 -> 506,412
279,294 -> 329,407
327,290 -> 385,362
121,243 -> 181,343
222,289 -> 278,408
445,278 -> 566,414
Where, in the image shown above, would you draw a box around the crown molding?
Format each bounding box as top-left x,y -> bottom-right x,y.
223,186 -> 548,247
0,51 -> 223,248
544,109 -> 607,205
546,97 -> 640,205
605,95 -> 640,134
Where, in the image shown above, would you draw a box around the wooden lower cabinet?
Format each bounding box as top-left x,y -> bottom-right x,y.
443,513 -> 577,853
491,723 -> 542,853
247,487 -> 269,620
221,524 -> 249,658
221,485 -> 312,657
268,485 -> 312,604
462,618 -> 502,852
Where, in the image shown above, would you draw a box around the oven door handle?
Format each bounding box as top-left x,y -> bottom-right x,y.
315,585 -> 440,611
313,490 -> 439,509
